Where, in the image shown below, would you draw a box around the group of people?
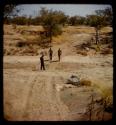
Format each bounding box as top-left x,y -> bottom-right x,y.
40,48 -> 62,70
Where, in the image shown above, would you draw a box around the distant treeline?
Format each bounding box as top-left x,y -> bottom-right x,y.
4,14 -> 86,26
4,7 -> 112,27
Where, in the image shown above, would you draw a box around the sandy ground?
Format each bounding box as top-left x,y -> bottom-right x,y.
3,31 -> 113,121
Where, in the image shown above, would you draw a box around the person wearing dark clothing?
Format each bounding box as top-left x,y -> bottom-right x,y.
40,54 -> 45,70
58,48 -> 62,61
48,47 -> 53,61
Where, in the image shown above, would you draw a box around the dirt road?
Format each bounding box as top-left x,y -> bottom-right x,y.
3,33 -> 113,121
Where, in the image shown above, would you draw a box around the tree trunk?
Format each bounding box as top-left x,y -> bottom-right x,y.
49,26 -> 52,47
95,28 -> 99,45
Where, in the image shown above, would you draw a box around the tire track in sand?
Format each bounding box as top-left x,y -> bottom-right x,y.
22,73 -> 71,121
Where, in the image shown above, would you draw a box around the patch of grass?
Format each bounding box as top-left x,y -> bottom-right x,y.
107,43 -> 112,48
4,114 -> 12,121
92,81 -> 113,113
4,43 -> 40,55
23,34 -> 40,41
90,44 -> 100,52
99,87 -> 113,112
80,79 -> 92,86
100,27 -> 112,34
63,26 -> 95,34
77,50 -> 88,56
17,26 -> 28,31
16,40 -> 39,48
16,41 -> 27,47
101,48 -> 113,55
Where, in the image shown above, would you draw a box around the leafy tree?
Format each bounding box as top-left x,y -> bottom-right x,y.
86,15 -> 103,44
4,4 -> 16,18
4,4 -> 20,24
39,8 -> 66,45
31,16 -> 41,25
69,16 -> 77,26
95,7 -> 113,26
86,7 -> 112,44
4,5 -> 20,18
10,16 -> 27,25
69,16 -> 86,26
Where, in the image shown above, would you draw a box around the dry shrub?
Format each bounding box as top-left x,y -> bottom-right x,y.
107,43 -> 112,48
100,27 -> 112,33
52,35 -> 66,44
96,45 -> 100,52
5,43 -> 39,55
81,42 -> 91,49
5,47 -> 19,55
99,87 -> 113,112
89,44 -> 100,52
77,50 -> 88,56
87,49 -> 96,56
63,26 -> 95,34
6,51 -> 11,55
92,80 -> 113,112
23,34 -> 41,42
80,79 -> 92,86
100,36 -> 112,44
101,48 -> 113,55
16,41 -> 27,47
12,24 -> 16,29
16,40 -> 38,47
21,47 -> 35,54
4,114 -> 12,121
104,96 -> 113,112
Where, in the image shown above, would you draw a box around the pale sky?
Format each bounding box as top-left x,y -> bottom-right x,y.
16,4 -> 112,17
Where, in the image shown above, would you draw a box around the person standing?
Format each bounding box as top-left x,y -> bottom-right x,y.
58,48 -> 62,62
48,47 -> 53,62
40,54 -> 45,70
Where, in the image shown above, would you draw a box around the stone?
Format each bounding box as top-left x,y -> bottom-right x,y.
67,75 -> 80,86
